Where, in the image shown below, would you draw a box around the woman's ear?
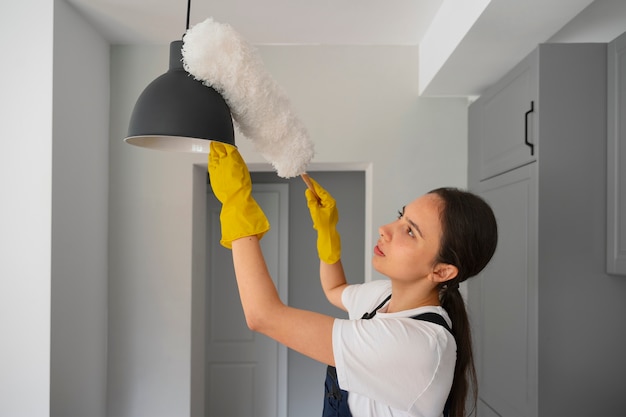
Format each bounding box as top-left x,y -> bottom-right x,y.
432,263 -> 458,283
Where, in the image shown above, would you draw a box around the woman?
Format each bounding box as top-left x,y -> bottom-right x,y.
209,142 -> 498,417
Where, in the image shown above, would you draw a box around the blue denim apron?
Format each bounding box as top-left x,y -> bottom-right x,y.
322,295 -> 453,417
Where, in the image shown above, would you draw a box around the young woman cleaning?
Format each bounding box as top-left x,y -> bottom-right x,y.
208,142 -> 498,417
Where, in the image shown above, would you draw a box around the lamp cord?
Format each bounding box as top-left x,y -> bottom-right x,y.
186,0 -> 191,30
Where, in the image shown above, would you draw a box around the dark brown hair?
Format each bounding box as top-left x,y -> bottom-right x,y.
428,187 -> 498,417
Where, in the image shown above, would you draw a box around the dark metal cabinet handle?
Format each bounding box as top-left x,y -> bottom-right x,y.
524,101 -> 535,156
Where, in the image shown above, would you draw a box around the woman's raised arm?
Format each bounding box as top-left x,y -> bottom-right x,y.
209,142 -> 335,366
304,177 -> 349,311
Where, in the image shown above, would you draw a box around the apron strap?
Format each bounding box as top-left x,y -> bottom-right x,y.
412,312 -> 453,417
411,312 -> 452,334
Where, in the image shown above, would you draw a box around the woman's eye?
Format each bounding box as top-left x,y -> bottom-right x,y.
398,210 -> 415,237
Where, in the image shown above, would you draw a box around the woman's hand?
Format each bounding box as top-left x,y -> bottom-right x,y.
305,176 -> 342,264
208,142 -> 270,248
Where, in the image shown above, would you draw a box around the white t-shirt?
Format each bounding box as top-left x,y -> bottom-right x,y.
332,280 -> 456,417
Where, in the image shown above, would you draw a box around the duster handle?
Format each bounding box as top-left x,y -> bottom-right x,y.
300,173 -> 321,203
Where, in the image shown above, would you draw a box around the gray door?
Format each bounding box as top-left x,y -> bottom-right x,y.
250,170 -> 365,417
206,183 -> 288,417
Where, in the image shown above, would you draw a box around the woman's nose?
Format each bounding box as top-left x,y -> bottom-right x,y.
379,224 -> 390,240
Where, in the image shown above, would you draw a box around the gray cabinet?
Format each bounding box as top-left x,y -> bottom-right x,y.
468,43 -> 607,417
468,51 -> 537,184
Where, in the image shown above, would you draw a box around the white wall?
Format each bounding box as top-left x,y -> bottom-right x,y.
0,1 -> 53,416
108,43 -> 467,415
108,45 -> 204,416
0,1 -> 109,415
51,1 -> 109,416
248,46 -> 469,247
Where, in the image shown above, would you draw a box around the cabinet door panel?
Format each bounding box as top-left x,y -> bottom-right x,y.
608,31 -> 626,275
470,164 -> 538,417
476,52 -> 537,181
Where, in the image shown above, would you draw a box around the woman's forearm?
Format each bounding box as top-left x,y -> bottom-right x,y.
320,260 -> 348,310
231,236 -> 283,330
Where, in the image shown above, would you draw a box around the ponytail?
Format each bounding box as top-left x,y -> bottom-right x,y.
428,188 -> 498,417
440,284 -> 477,416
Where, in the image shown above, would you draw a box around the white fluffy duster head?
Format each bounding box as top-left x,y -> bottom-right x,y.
182,17 -> 315,178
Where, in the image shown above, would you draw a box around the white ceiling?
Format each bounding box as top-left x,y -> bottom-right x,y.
66,0 -> 625,96
65,0 -> 444,45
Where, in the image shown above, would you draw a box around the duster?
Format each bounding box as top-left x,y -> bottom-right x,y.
182,17 -> 315,179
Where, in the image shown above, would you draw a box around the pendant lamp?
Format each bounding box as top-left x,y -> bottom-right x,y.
124,1 -> 235,152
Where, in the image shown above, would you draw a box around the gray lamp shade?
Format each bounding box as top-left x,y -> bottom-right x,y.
125,40 -> 235,153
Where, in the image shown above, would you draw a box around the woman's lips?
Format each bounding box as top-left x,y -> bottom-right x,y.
374,245 -> 385,256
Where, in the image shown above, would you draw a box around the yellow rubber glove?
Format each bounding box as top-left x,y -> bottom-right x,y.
305,176 -> 341,264
208,142 -> 270,248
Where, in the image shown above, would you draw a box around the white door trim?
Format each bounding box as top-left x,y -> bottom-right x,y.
254,183 -> 289,417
